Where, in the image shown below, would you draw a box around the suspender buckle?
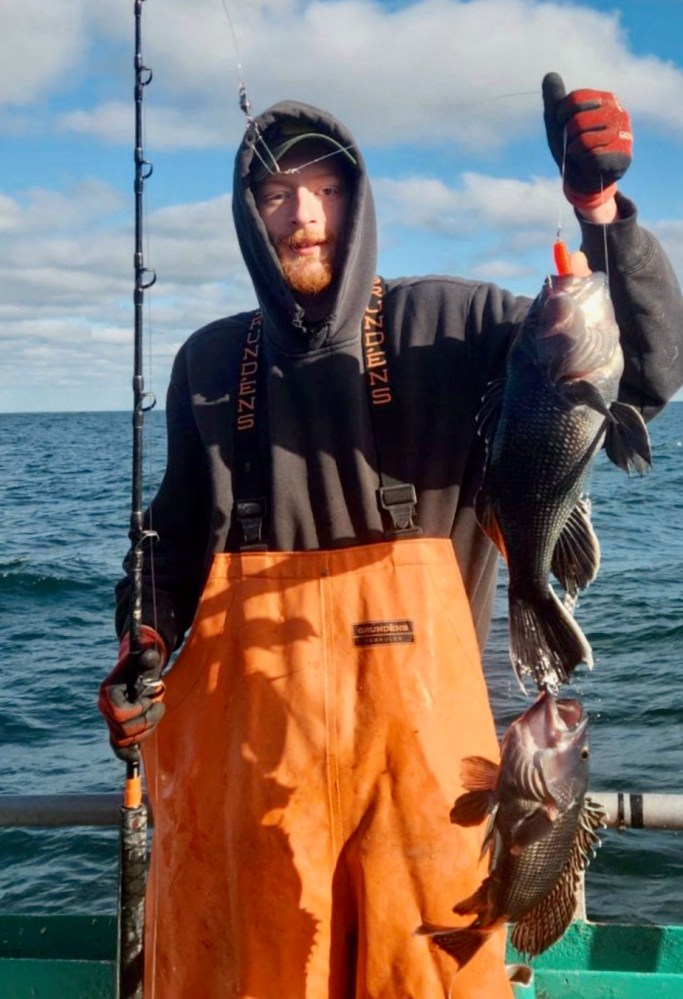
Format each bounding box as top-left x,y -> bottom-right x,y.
379,484 -> 422,539
236,498 -> 268,552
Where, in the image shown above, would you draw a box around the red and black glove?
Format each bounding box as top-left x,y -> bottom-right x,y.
98,625 -> 167,760
543,71 -> 632,211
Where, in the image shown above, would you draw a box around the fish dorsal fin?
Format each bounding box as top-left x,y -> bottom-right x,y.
551,496 -> 600,598
510,796 -> 607,956
510,854 -> 578,956
604,401 -> 652,475
476,377 -> 505,446
474,377 -> 508,558
574,795 -> 608,856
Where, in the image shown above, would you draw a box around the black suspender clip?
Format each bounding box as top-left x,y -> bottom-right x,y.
379,483 -> 422,539
236,498 -> 268,552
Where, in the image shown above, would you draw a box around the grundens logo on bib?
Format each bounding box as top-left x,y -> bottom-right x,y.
352,620 -> 415,647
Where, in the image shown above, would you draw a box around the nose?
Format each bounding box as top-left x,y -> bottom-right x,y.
291,185 -> 321,226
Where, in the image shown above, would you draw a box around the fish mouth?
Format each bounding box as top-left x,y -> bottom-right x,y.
528,691 -> 587,747
554,697 -> 585,731
545,695 -> 588,750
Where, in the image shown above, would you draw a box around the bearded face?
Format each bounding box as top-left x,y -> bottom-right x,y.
254,141 -> 350,308
278,227 -> 336,296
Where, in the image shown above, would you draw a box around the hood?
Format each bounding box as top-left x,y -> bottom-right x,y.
232,100 -> 378,353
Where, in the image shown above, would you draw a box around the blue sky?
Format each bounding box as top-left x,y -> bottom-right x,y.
2,0 -> 682,412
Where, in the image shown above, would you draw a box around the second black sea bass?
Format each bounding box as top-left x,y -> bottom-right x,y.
476,270 -> 651,691
417,692 -> 605,966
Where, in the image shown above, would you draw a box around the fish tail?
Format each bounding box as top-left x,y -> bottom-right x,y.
509,586 -> 593,690
415,922 -> 487,970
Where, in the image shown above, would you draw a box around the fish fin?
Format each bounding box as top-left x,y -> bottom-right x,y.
550,496 -> 600,598
476,377 -> 505,445
508,806 -> 556,853
474,490 -> 508,560
604,401 -> 652,475
451,754 -> 499,830
559,378 -> 611,417
452,878 -> 492,918
509,586 -> 593,691
450,790 -> 495,827
415,920 -> 457,936
460,755 -> 500,791
416,922 -> 487,970
479,812 -> 498,859
510,796 -> 607,957
576,796 -> 608,856
510,869 -> 578,957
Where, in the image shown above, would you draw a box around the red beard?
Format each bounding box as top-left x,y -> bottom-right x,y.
279,229 -> 335,296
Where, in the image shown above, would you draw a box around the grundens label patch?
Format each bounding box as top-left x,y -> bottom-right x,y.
352,620 -> 415,647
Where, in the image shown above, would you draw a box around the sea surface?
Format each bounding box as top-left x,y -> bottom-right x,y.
0,406 -> 682,925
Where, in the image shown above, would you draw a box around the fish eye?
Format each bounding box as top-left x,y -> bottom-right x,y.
580,746 -> 589,760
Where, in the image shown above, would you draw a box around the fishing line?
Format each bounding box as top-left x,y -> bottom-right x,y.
215,0 -> 280,175
215,0 -> 359,178
217,5 -> 542,181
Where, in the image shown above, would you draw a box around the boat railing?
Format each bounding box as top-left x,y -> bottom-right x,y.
1,790 -> 682,828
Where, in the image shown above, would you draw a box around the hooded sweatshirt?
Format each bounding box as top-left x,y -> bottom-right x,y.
116,100 -> 683,656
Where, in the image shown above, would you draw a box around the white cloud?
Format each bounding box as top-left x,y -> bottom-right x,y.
0,179 -> 255,410
0,0 -> 89,106
2,0 -> 682,411
42,1 -> 683,153
376,172 -> 566,235
140,0 -> 683,150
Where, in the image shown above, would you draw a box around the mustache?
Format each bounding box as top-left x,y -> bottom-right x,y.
283,228 -> 331,251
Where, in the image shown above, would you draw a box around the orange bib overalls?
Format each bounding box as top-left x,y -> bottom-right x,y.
142,541 -> 511,998
142,284 -> 512,997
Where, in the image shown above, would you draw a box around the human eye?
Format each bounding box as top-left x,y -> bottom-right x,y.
257,187 -> 289,211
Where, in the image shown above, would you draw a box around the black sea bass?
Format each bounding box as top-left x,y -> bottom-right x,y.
417,692 -> 605,966
476,271 -> 651,691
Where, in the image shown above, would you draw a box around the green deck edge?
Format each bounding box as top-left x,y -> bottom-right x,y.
506,919 -> 683,972
1,917 -> 682,998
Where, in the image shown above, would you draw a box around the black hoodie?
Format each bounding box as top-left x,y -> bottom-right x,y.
116,100 -> 683,656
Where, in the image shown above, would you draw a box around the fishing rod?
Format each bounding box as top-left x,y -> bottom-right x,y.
117,2 -> 158,997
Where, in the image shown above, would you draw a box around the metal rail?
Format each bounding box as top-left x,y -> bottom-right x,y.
2,792 -> 683,830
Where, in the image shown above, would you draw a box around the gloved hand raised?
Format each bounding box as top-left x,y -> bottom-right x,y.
542,71 -> 632,211
98,625 -> 167,760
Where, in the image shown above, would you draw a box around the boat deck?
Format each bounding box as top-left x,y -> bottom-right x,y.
1,915 -> 682,997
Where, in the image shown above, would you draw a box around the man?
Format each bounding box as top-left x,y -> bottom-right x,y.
100,73 -> 683,998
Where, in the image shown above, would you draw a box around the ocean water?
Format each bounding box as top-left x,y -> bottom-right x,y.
0,406 -> 682,925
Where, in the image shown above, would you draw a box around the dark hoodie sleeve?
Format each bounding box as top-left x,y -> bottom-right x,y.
465,281 -> 532,402
579,193 -> 683,420
114,345 -> 213,653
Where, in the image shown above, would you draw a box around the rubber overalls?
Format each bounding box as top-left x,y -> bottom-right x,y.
142,290 -> 512,999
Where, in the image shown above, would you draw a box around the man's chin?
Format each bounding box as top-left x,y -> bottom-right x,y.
282,258 -> 334,297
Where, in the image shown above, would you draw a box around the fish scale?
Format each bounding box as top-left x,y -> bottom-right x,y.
475,271 -> 651,691
416,692 -> 607,969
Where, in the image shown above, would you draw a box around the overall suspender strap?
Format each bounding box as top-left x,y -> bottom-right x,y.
232,310 -> 268,551
362,277 -> 422,539
232,279 -> 421,550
